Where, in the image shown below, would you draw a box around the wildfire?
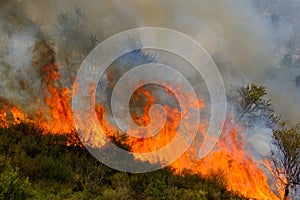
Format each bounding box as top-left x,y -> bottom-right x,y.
0,103 -> 28,128
189,128 -> 280,199
0,65 -> 284,200
39,63 -> 74,133
94,86 -> 281,200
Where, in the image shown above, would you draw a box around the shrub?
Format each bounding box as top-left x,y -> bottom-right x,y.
0,167 -> 33,200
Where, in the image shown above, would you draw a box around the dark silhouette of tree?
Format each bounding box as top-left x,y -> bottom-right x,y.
271,122 -> 300,199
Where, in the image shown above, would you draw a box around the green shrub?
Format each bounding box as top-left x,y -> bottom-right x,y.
102,186 -> 131,200
0,167 -> 33,200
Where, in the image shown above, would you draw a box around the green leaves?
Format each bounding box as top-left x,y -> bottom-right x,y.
0,168 -> 33,200
232,83 -> 278,130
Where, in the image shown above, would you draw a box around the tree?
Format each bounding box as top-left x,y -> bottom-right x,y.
54,8 -> 99,69
230,83 -> 279,130
271,122 -> 300,199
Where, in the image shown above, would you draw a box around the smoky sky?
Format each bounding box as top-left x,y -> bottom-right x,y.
0,0 -> 299,123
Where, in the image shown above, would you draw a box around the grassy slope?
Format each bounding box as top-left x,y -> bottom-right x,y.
0,123 -> 246,200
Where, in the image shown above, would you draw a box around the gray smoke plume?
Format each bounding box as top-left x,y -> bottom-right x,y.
0,0 -> 46,114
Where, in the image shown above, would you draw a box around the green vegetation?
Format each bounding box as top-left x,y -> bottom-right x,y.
230,83 -> 279,130
0,123 -> 246,200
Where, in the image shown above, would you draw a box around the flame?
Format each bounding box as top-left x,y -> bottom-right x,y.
0,104 -> 23,128
0,65 -> 284,199
39,63 -> 74,133
0,100 -> 35,128
0,63 -> 74,134
93,86 -> 281,199
189,127 -> 280,199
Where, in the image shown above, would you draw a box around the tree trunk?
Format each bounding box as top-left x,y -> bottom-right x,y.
283,184 -> 289,200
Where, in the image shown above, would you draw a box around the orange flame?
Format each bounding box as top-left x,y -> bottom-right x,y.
93,87 -> 281,199
0,65 -> 284,199
39,64 -> 74,133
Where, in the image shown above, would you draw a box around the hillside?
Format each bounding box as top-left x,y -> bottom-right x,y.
0,123 -> 246,200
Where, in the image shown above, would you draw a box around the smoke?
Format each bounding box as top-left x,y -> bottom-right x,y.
0,0 -> 46,114
0,1 -> 296,128
16,0 -> 297,119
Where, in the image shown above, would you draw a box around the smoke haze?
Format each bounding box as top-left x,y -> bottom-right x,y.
1,0 -> 298,122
